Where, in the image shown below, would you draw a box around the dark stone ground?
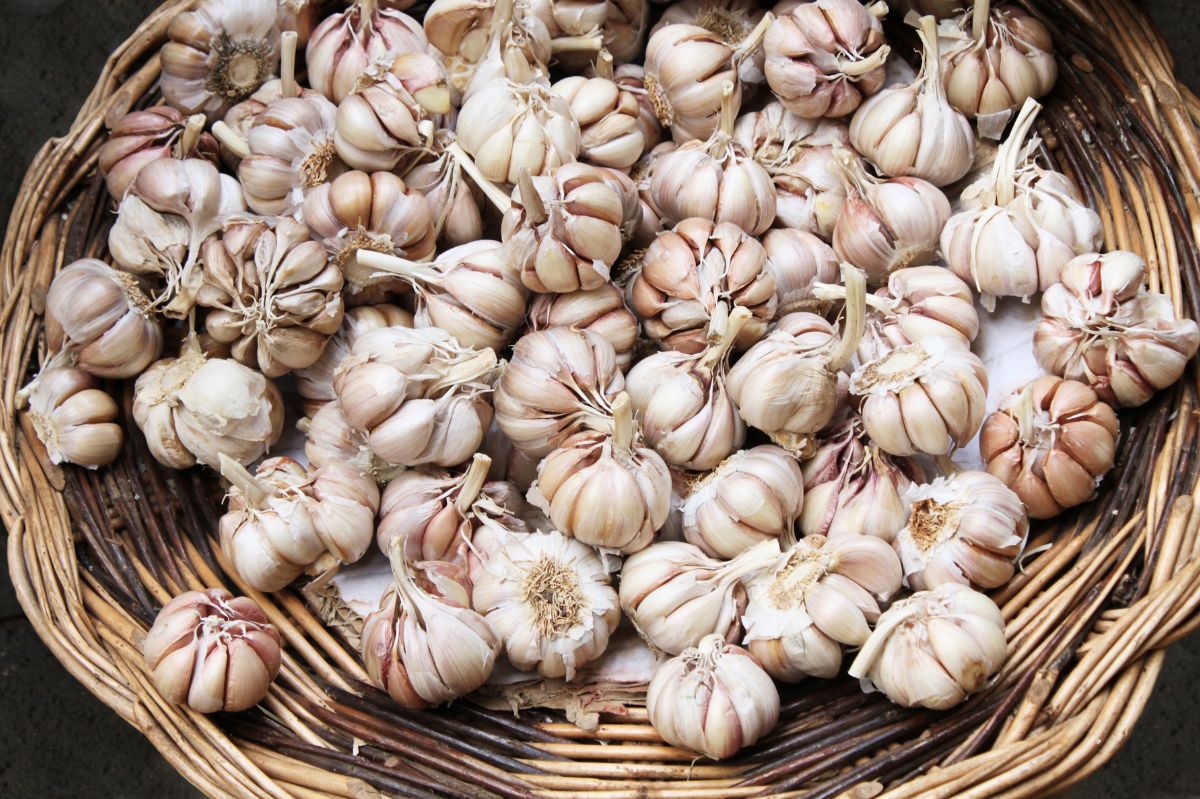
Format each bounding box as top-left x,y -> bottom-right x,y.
0,1 -> 1198,796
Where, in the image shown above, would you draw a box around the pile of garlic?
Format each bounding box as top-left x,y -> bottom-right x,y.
27,0 -> 1200,763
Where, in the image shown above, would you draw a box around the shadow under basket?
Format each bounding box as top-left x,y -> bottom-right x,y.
5,0 -> 1200,797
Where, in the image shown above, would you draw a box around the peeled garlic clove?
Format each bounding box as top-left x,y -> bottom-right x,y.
99,106 -> 220,200
849,583 -> 1007,710
22,366 -> 123,469
306,2 -> 428,103
144,588 -> 281,713
238,93 -> 341,215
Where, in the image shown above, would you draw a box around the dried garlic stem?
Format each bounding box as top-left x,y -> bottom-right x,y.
827,264 -> 867,372
973,0 -> 992,42
611,392 -> 634,452
447,141 -> 513,212
595,49 -> 615,81
212,120 -> 250,159
551,35 -> 604,55
180,114 -> 206,155
454,453 -> 493,515
491,0 -> 516,38
701,305 -> 752,369
280,31 -> 299,99
355,249 -> 442,287
717,82 -> 737,140
218,453 -> 270,508
917,16 -> 947,99
867,1 -> 889,19
517,168 -> 548,225
994,98 -> 1041,206
839,44 -> 891,78
735,12 -> 774,60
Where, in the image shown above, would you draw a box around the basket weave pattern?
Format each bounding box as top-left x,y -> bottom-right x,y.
5,1 -> 1200,797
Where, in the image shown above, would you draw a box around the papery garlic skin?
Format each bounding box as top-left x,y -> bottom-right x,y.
528,284 -> 639,370
23,367 -> 123,469
296,303 -> 413,415
1035,251 -> 1200,408
473,530 -> 620,679
680,445 -> 804,559
647,634 -> 779,760
402,136 -> 487,248
45,259 -> 163,380
239,93 -> 341,216
981,376 -> 1119,519
894,471 -> 1028,590
99,107 -> 219,200
743,534 -> 902,681
762,229 -> 838,316
307,2 -> 429,103
457,82 -> 582,184
161,0 -> 282,117
143,588 -> 282,713
849,583 -> 1007,710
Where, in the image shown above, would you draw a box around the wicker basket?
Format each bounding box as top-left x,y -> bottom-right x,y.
5,0 -> 1200,797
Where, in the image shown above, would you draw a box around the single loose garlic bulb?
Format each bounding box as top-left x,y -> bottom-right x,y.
849,266 -> 980,361
800,416 -> 924,542
626,305 -> 749,470
494,326 -> 625,456
851,335 -> 987,457
649,82 -> 776,235
680,445 -> 804,559
45,259 -> 163,379
850,16 -> 975,187
764,0 -> 890,119
144,589 -> 281,713
942,100 -> 1102,307
849,583 -> 1007,710
236,93 -> 341,216
296,304 -> 413,415
307,0 -> 429,103
361,548 -> 500,708
219,454 -> 380,591
401,131 -> 488,247
529,393 -> 670,553
502,164 -> 628,293
99,107 -> 219,200
831,151 -> 951,286
981,376 -> 1119,519
647,634 -> 779,760
894,471 -> 1028,590
376,454 -> 492,561
742,534 -> 902,681
473,529 -> 621,679
762,229 -> 838,316
552,52 -> 650,170
629,218 -> 776,354
1035,251 -> 1200,408
456,81 -> 582,184
333,326 -> 498,467
528,284 -> 639,370
620,539 -> 779,655
22,367 -> 123,469
161,0 -> 281,117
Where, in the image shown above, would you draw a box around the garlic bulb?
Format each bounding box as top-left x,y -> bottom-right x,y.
680,445 -> 804,559
144,589 -> 281,713
494,326 -> 625,456
473,529 -> 620,679
648,82 -> 777,235
161,0 -> 281,116
764,0 -> 890,119
303,399 -> 400,480
942,100 -> 1103,307
981,376 -> 1119,519
307,0 -> 429,103
219,454 -> 379,591
333,326 -> 499,467
22,367 -> 123,469
528,284 -> 639,370
402,131 -> 487,247
303,170 -> 437,302
198,216 -> 343,377
552,53 -> 650,170
727,266 -> 865,451
333,52 -> 451,172
296,303 -> 413,415
850,335 -> 987,457
456,81 -> 581,184
629,218 -> 776,354
424,0 -> 552,99
99,107 -> 218,200
236,93 -> 341,216
45,259 -> 163,379
939,1 -> 1056,134
742,534 -> 901,681
647,634 -> 779,760
361,547 -> 500,708
761,229 -> 838,316
108,158 -> 245,319
831,151 -> 951,286
529,393 -> 670,553
1035,251 -> 1199,408
377,454 -> 492,562
619,538 -> 778,654
849,583 -> 1007,710
849,16 -> 975,187
652,0 -> 766,57
133,338 -> 285,470
625,142 -> 675,248
850,266 -> 980,362
626,305 -> 749,470
894,471 -> 1027,590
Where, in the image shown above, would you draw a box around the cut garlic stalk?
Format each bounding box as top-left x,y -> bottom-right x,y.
21,366 -> 123,470
306,0 -> 429,103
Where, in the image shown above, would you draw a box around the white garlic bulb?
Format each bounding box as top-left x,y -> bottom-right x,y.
552,53 -> 651,170
743,534 -> 902,681
236,93 -> 341,216
402,131 -> 487,248
99,107 -> 219,200
1034,251 -> 1200,408
473,529 -> 620,679
850,335 -> 987,457
849,16 -> 975,187
306,0 -> 429,103
376,453 -> 492,562
647,634 -> 779,760
680,445 -> 804,559
651,0 -> 766,78
456,81 -> 581,184
619,538 -> 779,655
22,367 -> 123,469
761,229 -> 839,315
849,583 -> 1007,710
302,399 -> 399,480
893,471 -> 1028,590
981,376 -> 1119,520
527,284 -> 639,370
425,0 -> 552,99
